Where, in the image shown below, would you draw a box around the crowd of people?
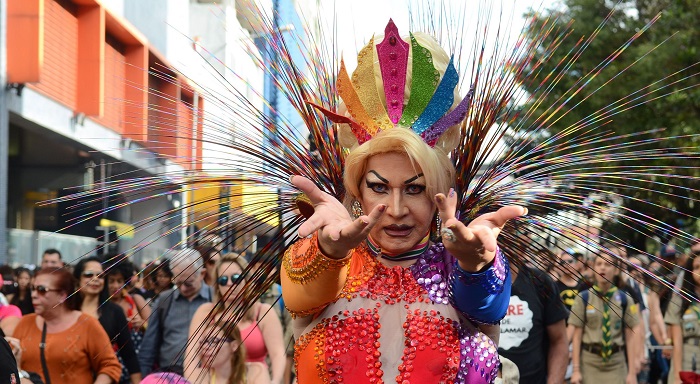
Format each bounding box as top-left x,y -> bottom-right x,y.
500,241 -> 700,384
0,245 -> 292,384
2,240 -> 698,384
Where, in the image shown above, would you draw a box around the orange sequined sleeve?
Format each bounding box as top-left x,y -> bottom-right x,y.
281,233 -> 352,318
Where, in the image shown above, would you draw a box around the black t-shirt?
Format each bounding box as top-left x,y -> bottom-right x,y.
131,287 -> 155,301
498,267 -> 569,384
99,301 -> 141,375
0,328 -> 20,384
10,292 -> 35,315
556,279 -> 587,312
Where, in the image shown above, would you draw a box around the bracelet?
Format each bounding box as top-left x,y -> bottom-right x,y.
452,247 -> 508,295
283,233 -> 351,284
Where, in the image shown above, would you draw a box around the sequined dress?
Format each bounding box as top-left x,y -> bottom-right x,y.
284,238 -> 509,384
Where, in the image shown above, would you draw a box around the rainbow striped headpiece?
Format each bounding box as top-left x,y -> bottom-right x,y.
312,19 -> 473,147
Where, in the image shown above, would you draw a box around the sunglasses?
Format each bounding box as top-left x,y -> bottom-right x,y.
217,273 -> 244,287
31,285 -> 61,295
82,271 -> 101,279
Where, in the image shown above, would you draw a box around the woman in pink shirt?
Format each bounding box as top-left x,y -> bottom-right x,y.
0,275 -> 22,336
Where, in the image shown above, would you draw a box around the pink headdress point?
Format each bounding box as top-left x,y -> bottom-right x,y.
376,19 -> 409,124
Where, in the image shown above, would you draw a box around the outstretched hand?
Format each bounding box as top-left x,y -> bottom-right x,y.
5,336 -> 21,364
291,176 -> 386,259
435,189 -> 527,271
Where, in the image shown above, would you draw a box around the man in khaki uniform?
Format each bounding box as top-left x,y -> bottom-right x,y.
665,282 -> 700,382
569,259 -> 640,384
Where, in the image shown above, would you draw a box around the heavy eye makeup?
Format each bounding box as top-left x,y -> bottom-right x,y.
364,171 -> 426,195
404,184 -> 426,195
365,180 -> 389,194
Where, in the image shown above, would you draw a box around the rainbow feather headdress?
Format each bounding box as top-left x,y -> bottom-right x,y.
311,19 -> 473,147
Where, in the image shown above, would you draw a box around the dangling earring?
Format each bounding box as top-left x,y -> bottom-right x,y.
431,212 -> 442,241
351,200 -> 364,219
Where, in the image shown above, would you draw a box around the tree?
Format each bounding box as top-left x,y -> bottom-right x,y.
515,0 -> 700,252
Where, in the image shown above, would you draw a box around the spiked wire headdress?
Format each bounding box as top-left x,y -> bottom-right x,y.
45,6 -> 700,376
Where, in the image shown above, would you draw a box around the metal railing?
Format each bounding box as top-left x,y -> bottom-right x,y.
5,228 -> 172,268
6,228 -> 99,267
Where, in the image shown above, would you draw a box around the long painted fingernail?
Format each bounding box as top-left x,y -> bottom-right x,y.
436,195 -> 444,204
448,188 -> 455,198
378,204 -> 387,212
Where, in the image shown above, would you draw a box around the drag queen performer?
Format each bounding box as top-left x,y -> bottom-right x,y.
281,21 -> 526,384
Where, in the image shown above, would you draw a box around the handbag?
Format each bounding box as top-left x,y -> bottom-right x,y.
39,322 -> 51,384
680,355 -> 700,384
680,372 -> 700,384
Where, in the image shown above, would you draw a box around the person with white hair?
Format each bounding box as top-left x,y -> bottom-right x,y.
139,249 -> 213,376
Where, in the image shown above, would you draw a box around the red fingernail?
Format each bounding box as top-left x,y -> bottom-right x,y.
378,205 -> 387,212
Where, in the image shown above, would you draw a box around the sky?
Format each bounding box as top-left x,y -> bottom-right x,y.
315,0 -> 558,71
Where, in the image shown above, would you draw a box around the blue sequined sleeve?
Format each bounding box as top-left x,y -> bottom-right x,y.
449,247 -> 511,324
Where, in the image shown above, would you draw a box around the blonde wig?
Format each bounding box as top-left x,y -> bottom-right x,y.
343,128 -> 455,206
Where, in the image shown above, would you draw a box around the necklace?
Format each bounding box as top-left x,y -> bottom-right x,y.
366,234 -> 430,261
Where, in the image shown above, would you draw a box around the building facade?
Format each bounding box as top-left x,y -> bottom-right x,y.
3,0 -> 204,265
1,0 -> 314,266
